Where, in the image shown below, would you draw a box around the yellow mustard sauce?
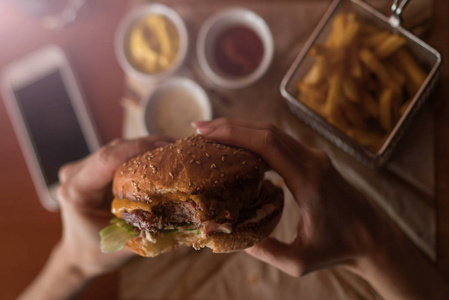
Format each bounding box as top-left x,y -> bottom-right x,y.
127,14 -> 179,74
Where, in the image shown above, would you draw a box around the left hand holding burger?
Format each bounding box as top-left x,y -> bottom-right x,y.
18,136 -> 172,300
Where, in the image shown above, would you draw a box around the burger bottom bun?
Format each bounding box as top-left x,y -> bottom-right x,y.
126,182 -> 284,257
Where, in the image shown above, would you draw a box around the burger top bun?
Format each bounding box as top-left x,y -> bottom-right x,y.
113,135 -> 269,201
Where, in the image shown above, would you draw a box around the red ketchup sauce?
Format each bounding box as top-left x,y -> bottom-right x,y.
213,26 -> 264,77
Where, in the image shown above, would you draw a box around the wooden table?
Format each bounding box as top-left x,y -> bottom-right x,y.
0,1 -> 447,299
0,1 -> 126,299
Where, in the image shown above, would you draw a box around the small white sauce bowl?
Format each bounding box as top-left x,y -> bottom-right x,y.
115,3 -> 188,83
197,8 -> 274,89
142,77 -> 212,139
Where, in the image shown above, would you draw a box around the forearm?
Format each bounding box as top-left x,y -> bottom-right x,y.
353,220 -> 449,300
17,242 -> 96,300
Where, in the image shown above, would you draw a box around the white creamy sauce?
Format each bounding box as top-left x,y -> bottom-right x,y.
152,89 -> 204,138
242,203 -> 276,225
144,231 -> 158,244
201,221 -> 233,238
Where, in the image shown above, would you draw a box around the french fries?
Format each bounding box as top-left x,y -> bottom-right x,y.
295,12 -> 427,152
375,34 -> 407,59
379,88 -> 395,132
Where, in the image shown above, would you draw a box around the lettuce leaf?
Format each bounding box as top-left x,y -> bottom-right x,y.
100,218 -> 138,253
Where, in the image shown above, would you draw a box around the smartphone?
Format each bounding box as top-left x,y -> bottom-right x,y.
1,45 -> 101,211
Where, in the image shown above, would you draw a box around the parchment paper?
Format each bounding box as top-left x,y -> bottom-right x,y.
118,1 -> 435,299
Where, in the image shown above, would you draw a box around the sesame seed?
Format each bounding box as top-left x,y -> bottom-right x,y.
169,171 -> 174,177
214,180 -> 219,184
141,174 -> 146,179
196,161 -> 201,165
120,171 -> 124,175
196,187 -> 201,191
122,162 -> 127,167
188,181 -> 193,187
211,163 -> 217,169
177,149 -> 182,154
143,164 -> 148,169
221,156 -> 226,162
206,153 -> 210,158
220,173 -> 225,178
132,169 -> 137,175
242,161 -> 247,165
190,159 -> 195,164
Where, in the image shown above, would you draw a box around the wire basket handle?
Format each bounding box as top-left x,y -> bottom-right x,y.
390,0 -> 410,27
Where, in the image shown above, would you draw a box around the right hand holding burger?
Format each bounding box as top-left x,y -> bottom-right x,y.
193,118 -> 378,276
193,118 -> 449,300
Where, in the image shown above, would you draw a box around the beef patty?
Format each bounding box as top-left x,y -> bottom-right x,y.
120,182 -> 273,233
121,200 -> 200,232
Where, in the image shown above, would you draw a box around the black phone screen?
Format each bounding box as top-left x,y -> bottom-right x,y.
14,70 -> 91,186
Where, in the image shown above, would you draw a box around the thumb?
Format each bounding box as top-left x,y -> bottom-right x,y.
245,237 -> 304,277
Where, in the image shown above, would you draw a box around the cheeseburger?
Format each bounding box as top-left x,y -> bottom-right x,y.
101,135 -> 284,257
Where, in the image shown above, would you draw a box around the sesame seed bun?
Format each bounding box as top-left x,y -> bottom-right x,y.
113,135 -> 269,200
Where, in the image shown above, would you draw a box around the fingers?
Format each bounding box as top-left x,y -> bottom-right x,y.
245,237 -> 304,277
194,118 -> 303,153
58,136 -> 173,210
193,119 -> 312,193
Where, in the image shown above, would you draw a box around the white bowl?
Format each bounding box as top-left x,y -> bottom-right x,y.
115,3 -> 188,83
197,8 -> 274,89
142,77 -> 212,139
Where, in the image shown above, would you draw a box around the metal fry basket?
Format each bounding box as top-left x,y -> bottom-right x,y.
280,0 -> 442,167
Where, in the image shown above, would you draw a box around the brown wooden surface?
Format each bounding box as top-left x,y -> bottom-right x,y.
0,1 -> 126,299
0,0 -> 447,299
433,0 -> 449,279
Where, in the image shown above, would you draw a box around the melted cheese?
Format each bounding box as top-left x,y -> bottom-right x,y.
112,197 -> 153,218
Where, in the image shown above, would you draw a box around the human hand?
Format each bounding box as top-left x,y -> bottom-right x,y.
56,136 -> 173,278
192,118 -> 449,300
193,118 -> 380,277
